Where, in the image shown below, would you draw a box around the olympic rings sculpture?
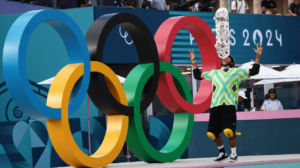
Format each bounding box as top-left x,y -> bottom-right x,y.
3,9 -> 220,167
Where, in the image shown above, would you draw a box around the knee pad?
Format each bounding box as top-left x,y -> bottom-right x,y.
207,132 -> 220,140
224,129 -> 235,139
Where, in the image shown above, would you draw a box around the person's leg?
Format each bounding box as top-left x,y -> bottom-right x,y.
208,107 -> 228,161
229,136 -> 236,147
222,105 -> 238,161
229,137 -> 237,158
214,135 -> 223,146
214,136 -> 228,159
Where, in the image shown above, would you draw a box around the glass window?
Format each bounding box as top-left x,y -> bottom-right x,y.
274,82 -> 298,110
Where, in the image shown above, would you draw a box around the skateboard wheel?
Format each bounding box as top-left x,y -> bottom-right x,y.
215,44 -> 217,48
213,17 -> 216,20
224,16 -> 227,19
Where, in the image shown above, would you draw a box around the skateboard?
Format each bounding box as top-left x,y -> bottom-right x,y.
214,7 -> 230,59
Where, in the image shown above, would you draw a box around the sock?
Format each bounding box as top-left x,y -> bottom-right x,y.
217,145 -> 225,154
231,147 -> 237,156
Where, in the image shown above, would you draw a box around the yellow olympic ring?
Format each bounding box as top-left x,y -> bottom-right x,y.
46,61 -> 128,167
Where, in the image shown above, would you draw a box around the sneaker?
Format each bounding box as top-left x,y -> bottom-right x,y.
214,152 -> 228,162
229,154 -> 238,162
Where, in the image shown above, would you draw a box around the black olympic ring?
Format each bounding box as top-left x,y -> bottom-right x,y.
86,13 -> 160,116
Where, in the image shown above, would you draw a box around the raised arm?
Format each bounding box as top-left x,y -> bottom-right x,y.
249,43 -> 263,76
187,49 -> 205,80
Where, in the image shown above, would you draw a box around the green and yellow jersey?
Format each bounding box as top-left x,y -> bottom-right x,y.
204,68 -> 249,109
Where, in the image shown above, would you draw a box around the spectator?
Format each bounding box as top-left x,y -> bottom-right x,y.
259,93 -> 270,111
143,0 -> 167,10
198,0 -> 215,12
253,92 -> 257,103
142,0 -> 152,9
237,91 -> 248,112
179,0 -> 193,11
128,0 -> 136,7
114,0 -> 135,9
231,0 -> 249,14
261,89 -> 284,111
288,0 -> 300,16
261,0 -> 277,14
77,0 -> 92,7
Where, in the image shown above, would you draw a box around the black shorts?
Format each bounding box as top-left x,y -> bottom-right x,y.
207,105 -> 237,137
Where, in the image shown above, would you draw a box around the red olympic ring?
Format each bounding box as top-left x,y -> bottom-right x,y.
155,15 -> 221,114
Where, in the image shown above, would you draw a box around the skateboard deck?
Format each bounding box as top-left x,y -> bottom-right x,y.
214,8 -> 230,58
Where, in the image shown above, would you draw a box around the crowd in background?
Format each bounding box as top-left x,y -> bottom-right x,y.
76,0 -> 300,16
237,89 -> 284,112
12,0 -> 299,15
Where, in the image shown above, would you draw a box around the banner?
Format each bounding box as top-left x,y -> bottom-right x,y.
170,11 -> 297,64
93,7 -> 300,64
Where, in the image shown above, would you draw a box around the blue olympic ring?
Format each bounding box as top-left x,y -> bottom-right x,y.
3,9 -> 91,120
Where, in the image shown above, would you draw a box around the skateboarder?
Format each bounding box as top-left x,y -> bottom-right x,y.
187,44 -> 263,162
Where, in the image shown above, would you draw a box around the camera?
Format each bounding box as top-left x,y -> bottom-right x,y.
170,0 -> 216,12
198,0 -> 216,12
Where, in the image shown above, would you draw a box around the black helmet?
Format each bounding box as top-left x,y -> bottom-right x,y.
268,88 -> 276,94
221,56 -> 235,68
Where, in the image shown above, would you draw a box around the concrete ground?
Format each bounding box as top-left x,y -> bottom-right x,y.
58,154 -> 300,168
